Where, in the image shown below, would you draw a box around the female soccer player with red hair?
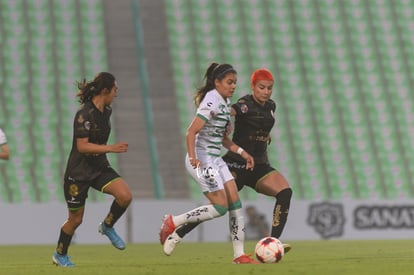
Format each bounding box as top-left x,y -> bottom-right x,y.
223,68 -> 292,251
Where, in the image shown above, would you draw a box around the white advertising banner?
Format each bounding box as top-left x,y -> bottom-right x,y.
284,198 -> 414,241
0,198 -> 413,244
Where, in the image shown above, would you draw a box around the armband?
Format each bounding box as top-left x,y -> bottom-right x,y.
236,147 -> 244,155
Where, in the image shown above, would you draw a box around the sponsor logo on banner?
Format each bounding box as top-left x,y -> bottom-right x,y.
354,205 -> 414,229
307,202 -> 345,239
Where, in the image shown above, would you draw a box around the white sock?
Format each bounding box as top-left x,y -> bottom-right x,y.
229,208 -> 245,259
172,204 -> 221,227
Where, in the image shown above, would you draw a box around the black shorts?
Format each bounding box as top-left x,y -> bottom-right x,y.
64,166 -> 121,210
223,156 -> 276,191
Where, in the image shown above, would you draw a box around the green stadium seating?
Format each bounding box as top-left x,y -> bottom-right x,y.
3,0 -> 414,202
0,0 -> 114,203
165,0 -> 414,200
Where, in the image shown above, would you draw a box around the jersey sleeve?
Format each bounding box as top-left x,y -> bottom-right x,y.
73,109 -> 91,139
232,96 -> 249,116
0,129 -> 7,145
196,92 -> 219,122
268,99 -> 276,112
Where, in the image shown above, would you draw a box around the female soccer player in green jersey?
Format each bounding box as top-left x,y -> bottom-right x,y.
52,72 -> 132,267
159,63 -> 258,264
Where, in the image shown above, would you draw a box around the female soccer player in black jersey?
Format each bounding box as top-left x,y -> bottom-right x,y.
52,72 -> 132,267
222,68 -> 292,251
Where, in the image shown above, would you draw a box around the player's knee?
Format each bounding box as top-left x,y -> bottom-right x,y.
213,204 -> 228,217
276,187 -> 292,202
123,193 -> 133,206
69,215 -> 83,228
117,192 -> 132,207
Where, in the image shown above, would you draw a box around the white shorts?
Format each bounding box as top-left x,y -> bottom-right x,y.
185,154 -> 234,193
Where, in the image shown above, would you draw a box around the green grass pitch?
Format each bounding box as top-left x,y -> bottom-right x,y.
1,240 -> 414,275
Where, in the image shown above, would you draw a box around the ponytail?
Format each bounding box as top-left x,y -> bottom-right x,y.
76,72 -> 116,104
194,63 -> 236,107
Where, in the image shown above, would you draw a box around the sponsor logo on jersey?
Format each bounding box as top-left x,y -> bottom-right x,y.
226,161 -> 246,169
67,197 -> 81,204
84,121 -> 91,130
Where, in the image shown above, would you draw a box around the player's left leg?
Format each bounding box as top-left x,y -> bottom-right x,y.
161,155 -> 229,247
256,171 -> 292,252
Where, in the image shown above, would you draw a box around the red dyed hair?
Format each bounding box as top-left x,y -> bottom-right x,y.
250,68 -> 274,86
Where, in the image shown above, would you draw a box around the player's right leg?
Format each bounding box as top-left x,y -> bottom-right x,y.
53,179 -> 87,267
53,209 -> 84,267
159,203 -> 227,244
160,158 -> 229,244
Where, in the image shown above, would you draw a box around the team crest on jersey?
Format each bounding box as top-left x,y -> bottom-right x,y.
218,104 -> 226,114
240,104 -> 248,113
77,114 -> 84,124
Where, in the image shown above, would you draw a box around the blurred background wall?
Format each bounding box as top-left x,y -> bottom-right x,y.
1,0 -> 414,243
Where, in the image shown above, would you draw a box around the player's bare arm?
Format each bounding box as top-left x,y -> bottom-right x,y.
222,136 -> 254,170
77,137 -> 128,154
0,144 -> 10,160
186,116 -> 204,168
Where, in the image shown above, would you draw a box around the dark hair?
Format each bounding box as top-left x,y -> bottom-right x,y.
194,62 -> 237,107
76,72 -> 116,104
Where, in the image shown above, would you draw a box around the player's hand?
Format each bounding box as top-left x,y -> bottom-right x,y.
189,157 -> 201,169
241,151 -> 254,170
111,142 -> 128,153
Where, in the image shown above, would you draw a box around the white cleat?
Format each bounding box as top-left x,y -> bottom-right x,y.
163,231 -> 182,256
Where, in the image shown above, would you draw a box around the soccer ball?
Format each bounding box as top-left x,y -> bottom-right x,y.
255,237 -> 284,263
